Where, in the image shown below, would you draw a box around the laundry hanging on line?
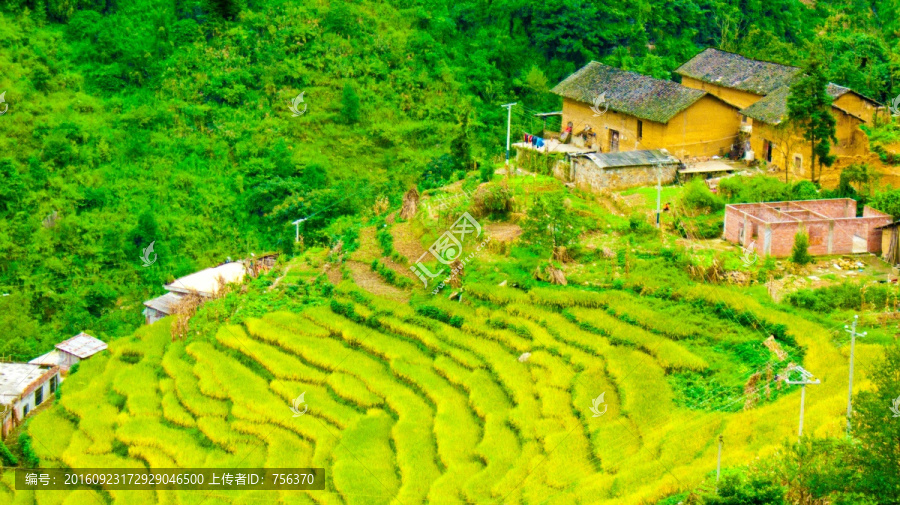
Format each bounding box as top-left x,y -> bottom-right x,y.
523,133 -> 544,148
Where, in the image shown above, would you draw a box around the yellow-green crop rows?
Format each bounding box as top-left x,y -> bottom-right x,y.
2,281 -> 868,505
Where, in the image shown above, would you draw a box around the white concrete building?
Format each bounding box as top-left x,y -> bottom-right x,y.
0,363 -> 60,437
164,262 -> 247,297
29,332 -> 108,372
142,261 -> 247,324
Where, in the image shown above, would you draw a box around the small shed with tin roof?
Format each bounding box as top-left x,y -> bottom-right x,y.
142,291 -> 185,325
30,332 -> 107,372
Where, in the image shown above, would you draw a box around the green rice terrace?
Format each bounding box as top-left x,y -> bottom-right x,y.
1,175 -> 891,505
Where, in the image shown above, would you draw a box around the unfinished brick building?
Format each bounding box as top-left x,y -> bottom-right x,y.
724,199 -> 892,257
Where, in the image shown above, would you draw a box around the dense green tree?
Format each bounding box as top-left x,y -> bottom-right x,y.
0,294 -> 44,361
853,345 -> 900,499
870,188 -> 900,217
790,180 -> 819,200
764,438 -> 865,504
341,84 -> 360,124
130,211 -> 159,250
692,469 -> 785,504
523,191 -> 582,251
791,231 -> 812,265
450,105 -> 475,171
838,163 -> 881,199
2,0 -> 900,358
679,178 -> 725,215
419,155 -> 460,192
787,57 -> 838,183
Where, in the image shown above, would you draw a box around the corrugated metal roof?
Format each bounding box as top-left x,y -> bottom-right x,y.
164,262 -> 246,297
580,149 -> 680,169
551,62 -> 709,123
143,292 -> 184,315
56,332 -> 107,359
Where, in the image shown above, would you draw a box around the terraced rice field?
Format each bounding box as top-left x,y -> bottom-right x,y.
0,280 -> 885,505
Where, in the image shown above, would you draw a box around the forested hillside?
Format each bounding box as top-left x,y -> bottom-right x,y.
2,0 -> 900,357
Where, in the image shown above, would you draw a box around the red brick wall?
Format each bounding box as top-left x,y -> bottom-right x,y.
723,200 -> 892,257
783,199 -> 854,218
723,207 -> 744,243
769,223 -> 797,257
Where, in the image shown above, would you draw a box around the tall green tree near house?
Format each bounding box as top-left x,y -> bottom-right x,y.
786,57 -> 837,184
450,104 -> 475,171
523,192 -> 582,252
791,230 -> 812,265
768,120 -> 802,184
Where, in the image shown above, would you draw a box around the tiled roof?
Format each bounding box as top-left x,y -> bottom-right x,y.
580,149 -> 680,169
676,48 -> 801,95
551,62 -> 709,124
741,83 -> 857,125
56,332 -> 107,359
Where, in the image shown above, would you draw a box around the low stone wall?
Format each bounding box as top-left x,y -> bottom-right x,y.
571,157 -> 678,192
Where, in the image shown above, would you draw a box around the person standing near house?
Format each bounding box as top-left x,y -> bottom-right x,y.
560,122 -> 573,144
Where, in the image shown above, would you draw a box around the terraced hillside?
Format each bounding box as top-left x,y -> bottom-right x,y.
0,267 -> 885,504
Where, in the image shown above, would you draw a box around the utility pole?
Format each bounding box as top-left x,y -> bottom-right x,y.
783,366 -> 821,439
501,103 -> 517,172
844,315 -> 866,436
715,435 -> 723,491
292,218 -> 308,243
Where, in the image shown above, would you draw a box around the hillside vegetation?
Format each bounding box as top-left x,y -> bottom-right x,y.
2,0 -> 900,502
4,0 -> 900,359
1,255 -> 885,504
1,171 -> 895,503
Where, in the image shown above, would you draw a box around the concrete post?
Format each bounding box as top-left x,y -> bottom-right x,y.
845,316 -> 866,436
827,221 -> 834,254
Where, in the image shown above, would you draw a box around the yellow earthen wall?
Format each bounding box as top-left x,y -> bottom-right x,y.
560,95 -> 740,158
749,111 -> 868,182
833,93 -> 879,125
679,76 -> 766,109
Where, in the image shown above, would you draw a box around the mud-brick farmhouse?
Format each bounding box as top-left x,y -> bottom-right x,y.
551,61 -> 741,158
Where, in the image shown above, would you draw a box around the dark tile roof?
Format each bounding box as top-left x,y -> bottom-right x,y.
741,83 -> 857,125
579,149 -> 680,169
676,48 -> 801,95
551,62 -> 709,124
